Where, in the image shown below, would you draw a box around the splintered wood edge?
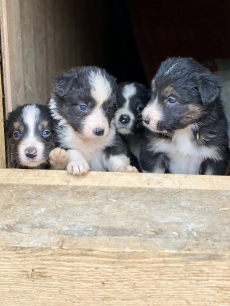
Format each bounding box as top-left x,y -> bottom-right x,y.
0,169 -> 230,191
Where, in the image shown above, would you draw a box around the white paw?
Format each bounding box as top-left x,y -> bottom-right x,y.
117,165 -> 139,173
49,148 -> 69,169
67,160 -> 90,175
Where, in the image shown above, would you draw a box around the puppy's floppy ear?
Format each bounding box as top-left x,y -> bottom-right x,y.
197,73 -> 221,104
54,75 -> 73,97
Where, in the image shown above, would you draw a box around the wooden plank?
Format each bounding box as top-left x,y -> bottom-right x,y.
1,0 -> 104,112
0,169 -> 230,304
0,169 -> 230,190
1,0 -> 24,113
0,67 -> 6,168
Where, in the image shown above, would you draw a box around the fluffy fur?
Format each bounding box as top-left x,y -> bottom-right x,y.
48,66 -> 138,175
140,57 -> 230,175
6,104 -> 55,168
115,82 -> 151,170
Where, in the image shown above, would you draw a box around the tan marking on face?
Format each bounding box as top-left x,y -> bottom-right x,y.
142,96 -> 164,132
182,105 -> 203,123
162,86 -> 178,96
38,121 -> 49,131
13,122 -> 24,133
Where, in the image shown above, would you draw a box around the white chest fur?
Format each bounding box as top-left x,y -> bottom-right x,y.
57,121 -> 116,171
149,125 -> 221,174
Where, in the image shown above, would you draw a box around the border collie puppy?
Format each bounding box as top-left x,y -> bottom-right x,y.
140,57 -> 230,175
114,82 -> 150,169
115,82 -> 150,136
6,104 -> 55,168
48,66 -> 138,175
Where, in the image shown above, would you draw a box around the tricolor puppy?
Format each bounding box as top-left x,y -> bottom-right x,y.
115,82 -> 150,135
115,82 -> 150,169
48,66 -> 138,175
140,57 -> 230,175
6,104 -> 55,168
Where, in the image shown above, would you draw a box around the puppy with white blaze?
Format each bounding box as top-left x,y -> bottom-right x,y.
140,57 -> 230,175
48,66 -> 138,175
6,104 -> 55,168
115,82 -> 151,170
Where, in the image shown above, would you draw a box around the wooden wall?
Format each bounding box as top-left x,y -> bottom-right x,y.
1,0 -> 104,114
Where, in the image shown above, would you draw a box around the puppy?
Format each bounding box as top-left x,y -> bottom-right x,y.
115,82 -> 150,169
6,104 -> 55,168
48,66 -> 138,175
140,57 -> 230,175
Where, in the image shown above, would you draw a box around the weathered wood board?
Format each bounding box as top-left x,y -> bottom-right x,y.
0,169 -> 230,305
0,0 -> 104,113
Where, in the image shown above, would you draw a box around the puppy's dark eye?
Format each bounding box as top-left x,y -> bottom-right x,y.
114,104 -> 118,110
136,106 -> 143,112
167,97 -> 177,104
43,130 -> 51,137
13,131 -> 21,139
106,106 -> 112,113
79,105 -> 87,112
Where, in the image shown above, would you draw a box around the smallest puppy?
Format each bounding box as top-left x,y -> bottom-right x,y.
115,82 -> 150,168
6,104 -> 55,168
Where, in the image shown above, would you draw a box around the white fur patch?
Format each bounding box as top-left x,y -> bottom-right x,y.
149,125 -> 221,174
115,84 -> 137,134
89,70 -> 112,106
51,94 -> 117,171
103,154 -> 130,172
18,105 -> 45,167
164,63 -> 178,75
122,84 -> 136,104
82,107 -> 109,139
142,96 -> 163,132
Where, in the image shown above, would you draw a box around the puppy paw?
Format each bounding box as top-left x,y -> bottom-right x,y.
49,148 -> 69,169
67,160 -> 90,175
117,165 -> 139,173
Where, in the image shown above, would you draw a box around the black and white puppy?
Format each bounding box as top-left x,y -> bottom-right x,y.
115,82 -> 150,169
115,82 -> 150,135
48,66 -> 138,175
140,57 -> 230,175
6,104 -> 55,168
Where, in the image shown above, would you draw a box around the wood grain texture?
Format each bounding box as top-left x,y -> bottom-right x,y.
1,0 -> 104,113
0,65 -> 6,168
0,169 -> 230,304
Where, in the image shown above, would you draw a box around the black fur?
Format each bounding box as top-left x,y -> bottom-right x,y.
115,82 -> 151,172
48,66 -> 131,173
140,57 -> 230,175
116,82 -> 151,134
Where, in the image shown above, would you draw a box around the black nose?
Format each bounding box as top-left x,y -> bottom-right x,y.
25,147 -> 37,159
143,117 -> 151,125
94,128 -> 104,136
119,115 -> 130,124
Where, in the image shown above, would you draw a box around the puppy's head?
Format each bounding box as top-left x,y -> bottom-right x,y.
142,57 -> 221,133
114,83 -> 150,135
6,104 -> 55,168
52,66 -> 117,139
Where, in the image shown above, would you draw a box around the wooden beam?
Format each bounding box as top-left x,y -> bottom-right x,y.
0,169 -> 230,304
0,65 -> 6,168
0,168 -> 230,190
